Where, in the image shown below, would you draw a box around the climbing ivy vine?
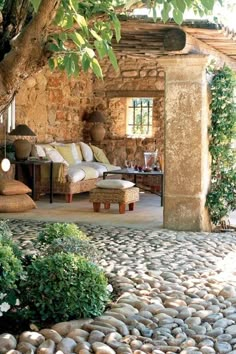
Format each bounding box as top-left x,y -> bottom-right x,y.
206,65 -> 236,226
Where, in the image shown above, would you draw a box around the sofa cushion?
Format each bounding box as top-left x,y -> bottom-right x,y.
32,144 -> 53,158
90,144 -> 110,164
96,179 -> 135,189
0,179 -> 31,195
79,142 -> 94,162
76,162 -> 106,177
75,144 -> 83,162
51,142 -> 81,164
45,148 -> 69,166
0,194 -> 36,212
55,144 -> 76,165
68,165 -> 86,183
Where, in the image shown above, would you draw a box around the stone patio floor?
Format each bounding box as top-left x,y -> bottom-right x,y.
1,217 -> 236,353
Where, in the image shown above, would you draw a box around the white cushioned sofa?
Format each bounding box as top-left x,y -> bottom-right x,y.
32,142 -> 121,202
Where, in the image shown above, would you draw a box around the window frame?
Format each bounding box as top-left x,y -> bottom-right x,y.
126,97 -> 153,138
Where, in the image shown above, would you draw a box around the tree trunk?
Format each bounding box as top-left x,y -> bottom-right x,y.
0,0 -> 61,112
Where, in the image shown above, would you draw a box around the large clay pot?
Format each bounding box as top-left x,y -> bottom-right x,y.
14,139 -> 32,160
90,124 -> 106,143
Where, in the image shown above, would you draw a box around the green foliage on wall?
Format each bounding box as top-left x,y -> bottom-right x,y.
206,65 -> 236,225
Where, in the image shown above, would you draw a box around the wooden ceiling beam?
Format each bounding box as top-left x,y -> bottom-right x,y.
111,20 -> 236,70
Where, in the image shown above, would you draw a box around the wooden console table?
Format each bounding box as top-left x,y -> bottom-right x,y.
11,159 -> 53,203
103,168 -> 164,206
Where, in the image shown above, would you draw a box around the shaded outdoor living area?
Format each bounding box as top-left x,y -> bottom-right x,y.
1,2 -> 236,353
0,16 -> 236,231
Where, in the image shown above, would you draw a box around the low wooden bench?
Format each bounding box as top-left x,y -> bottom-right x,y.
89,187 -> 139,214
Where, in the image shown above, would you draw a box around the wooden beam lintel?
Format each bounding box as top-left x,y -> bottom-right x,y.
164,29 -> 236,69
105,90 -> 164,98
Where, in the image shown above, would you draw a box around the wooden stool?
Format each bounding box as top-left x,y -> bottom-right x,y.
89,187 -> 139,214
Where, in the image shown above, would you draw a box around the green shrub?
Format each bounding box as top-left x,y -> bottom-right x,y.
46,236 -> 100,263
0,243 -> 23,292
36,222 -> 87,246
0,220 -> 12,239
20,253 -> 110,322
206,65 -> 236,225
0,221 -> 23,313
0,220 -> 22,258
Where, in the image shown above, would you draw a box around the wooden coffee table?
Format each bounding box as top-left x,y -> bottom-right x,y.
103,168 -> 164,206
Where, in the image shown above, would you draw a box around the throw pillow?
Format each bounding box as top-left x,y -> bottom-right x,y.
51,142 -> 81,163
0,194 -> 36,212
90,144 -> 110,164
45,148 -> 69,166
71,143 -> 82,163
0,180 -> 31,195
55,145 -> 76,165
75,144 -> 83,162
79,142 -> 94,162
96,179 -> 135,189
33,144 -> 53,158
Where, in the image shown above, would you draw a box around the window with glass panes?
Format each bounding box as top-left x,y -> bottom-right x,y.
126,98 -> 153,136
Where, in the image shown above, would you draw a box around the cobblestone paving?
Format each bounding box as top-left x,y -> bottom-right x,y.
3,219 -> 236,353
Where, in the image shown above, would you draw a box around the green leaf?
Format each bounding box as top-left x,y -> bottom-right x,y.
176,0 -> 186,13
54,6 -> 64,25
74,14 -> 88,31
152,7 -> 158,22
85,48 -> 95,59
30,0 -> 41,12
94,41 -> 108,59
108,48 -> 119,71
58,33 -> 67,42
71,54 -> 80,76
200,0 -> 215,11
91,58 -> 103,78
184,0 -> 192,7
82,55 -> 91,72
47,43 -> 60,52
64,56 -> 73,77
69,0 -> 78,11
173,9 -> 183,25
90,29 -> 102,41
48,58 -> 55,71
69,32 -> 85,46
111,15 -> 121,42
161,2 -> 171,23
65,14 -> 74,29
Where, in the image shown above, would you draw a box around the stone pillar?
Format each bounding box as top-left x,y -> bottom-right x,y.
158,55 -> 211,231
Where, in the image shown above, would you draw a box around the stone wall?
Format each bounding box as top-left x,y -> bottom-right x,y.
88,55 -> 165,166
14,69 -> 94,143
1,55 -> 165,167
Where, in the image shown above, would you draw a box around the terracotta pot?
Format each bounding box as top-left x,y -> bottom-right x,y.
14,139 -> 32,160
90,124 -> 106,143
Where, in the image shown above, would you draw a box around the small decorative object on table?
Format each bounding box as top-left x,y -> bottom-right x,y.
144,151 -> 158,170
144,167 -> 152,172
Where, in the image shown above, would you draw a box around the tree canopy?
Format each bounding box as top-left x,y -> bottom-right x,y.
0,0 -> 222,111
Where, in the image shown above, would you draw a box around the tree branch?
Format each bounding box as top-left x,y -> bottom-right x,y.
0,0 -> 60,110
0,0 -> 32,61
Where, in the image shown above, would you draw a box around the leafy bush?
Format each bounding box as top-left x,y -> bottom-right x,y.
206,65 -> 236,225
0,220 -> 12,239
0,244 -> 23,293
0,243 -> 24,314
20,253 -> 110,322
36,222 -> 87,246
46,236 -> 100,263
0,220 -> 22,258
